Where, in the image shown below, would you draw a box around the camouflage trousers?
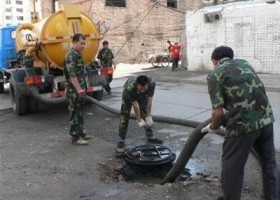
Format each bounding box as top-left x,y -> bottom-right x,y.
66,88 -> 85,141
119,99 -> 154,140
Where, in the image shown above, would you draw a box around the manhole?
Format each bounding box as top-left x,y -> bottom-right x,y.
124,144 -> 176,166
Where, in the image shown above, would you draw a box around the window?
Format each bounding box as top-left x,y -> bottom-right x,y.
11,30 -> 16,39
105,0 -> 126,7
16,8 -> 23,12
5,16 -> 12,20
16,0 -> 23,5
17,16 -> 24,20
5,8 -> 11,12
6,0 -> 11,4
167,0 -> 177,8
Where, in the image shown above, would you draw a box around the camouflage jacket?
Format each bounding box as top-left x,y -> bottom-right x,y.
122,77 -> 155,103
64,48 -> 87,92
207,58 -> 274,138
97,48 -> 114,67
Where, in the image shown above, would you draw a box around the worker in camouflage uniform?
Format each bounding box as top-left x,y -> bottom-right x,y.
97,40 -> 115,94
64,33 -> 91,145
202,46 -> 278,200
117,75 -> 163,149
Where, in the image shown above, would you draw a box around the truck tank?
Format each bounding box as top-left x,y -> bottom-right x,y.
15,4 -> 101,69
6,4 -> 107,115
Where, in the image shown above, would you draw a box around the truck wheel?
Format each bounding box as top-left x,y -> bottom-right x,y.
9,81 -> 28,115
0,83 -> 4,93
0,73 -> 4,93
27,96 -> 39,113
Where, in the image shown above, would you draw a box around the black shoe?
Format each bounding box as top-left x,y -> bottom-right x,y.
217,197 -> 224,200
147,138 -> 163,144
117,141 -> 125,148
104,86 -> 111,94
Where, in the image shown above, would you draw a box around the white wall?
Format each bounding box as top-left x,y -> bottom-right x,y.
0,0 -> 42,27
186,1 -> 280,74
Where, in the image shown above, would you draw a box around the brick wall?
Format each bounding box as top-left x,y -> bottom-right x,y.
41,0 -> 202,63
186,2 -> 280,74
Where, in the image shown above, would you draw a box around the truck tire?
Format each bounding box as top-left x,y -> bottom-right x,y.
9,80 -> 28,115
27,96 -> 39,113
0,73 -> 4,93
0,83 -> 4,93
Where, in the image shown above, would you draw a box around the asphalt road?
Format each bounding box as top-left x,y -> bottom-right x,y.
0,64 -> 279,199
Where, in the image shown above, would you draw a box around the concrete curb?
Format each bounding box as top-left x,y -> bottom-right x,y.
158,77 -> 280,93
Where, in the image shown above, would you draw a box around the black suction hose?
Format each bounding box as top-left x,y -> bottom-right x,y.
30,89 -> 260,183
30,87 -> 66,104
161,117 -> 212,184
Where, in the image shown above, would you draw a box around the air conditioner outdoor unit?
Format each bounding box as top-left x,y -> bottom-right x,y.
204,11 -> 222,23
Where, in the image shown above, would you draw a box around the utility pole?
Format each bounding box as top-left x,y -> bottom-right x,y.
31,0 -> 40,23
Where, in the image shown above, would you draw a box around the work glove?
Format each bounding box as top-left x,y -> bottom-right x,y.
78,90 -> 86,102
145,116 -> 154,127
201,123 -> 220,134
78,90 -> 86,97
138,119 -> 147,128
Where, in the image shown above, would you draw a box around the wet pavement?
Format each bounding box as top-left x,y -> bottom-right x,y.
109,64 -> 280,152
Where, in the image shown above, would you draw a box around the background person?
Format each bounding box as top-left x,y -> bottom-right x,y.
167,40 -> 173,57
97,40 -> 116,94
170,42 -> 181,71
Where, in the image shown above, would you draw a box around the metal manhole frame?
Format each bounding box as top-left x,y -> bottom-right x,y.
124,144 -> 176,166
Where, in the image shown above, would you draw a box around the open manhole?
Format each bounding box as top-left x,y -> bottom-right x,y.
112,144 -> 177,183
124,144 -> 176,166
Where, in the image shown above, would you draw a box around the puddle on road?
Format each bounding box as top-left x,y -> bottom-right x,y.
120,163 -> 174,184
102,127 -> 221,185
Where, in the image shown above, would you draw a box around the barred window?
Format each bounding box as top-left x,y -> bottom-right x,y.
16,0 -> 23,5
17,16 -> 24,21
105,0 -> 126,7
167,0 -> 177,8
17,8 -> 23,12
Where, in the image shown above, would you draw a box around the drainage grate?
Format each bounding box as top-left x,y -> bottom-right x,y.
124,144 -> 176,166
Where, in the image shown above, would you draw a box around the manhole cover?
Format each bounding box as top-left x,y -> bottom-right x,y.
124,144 -> 176,166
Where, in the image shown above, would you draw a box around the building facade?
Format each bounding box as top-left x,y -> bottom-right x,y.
0,0 -> 42,27
41,0 -> 202,63
186,1 -> 280,74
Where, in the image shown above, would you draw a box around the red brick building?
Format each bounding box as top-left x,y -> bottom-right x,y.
41,0 -> 202,63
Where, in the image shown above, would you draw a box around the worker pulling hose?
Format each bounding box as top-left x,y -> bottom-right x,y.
161,117 -> 212,184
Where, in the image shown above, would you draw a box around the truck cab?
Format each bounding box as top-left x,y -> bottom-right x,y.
0,26 -> 17,93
